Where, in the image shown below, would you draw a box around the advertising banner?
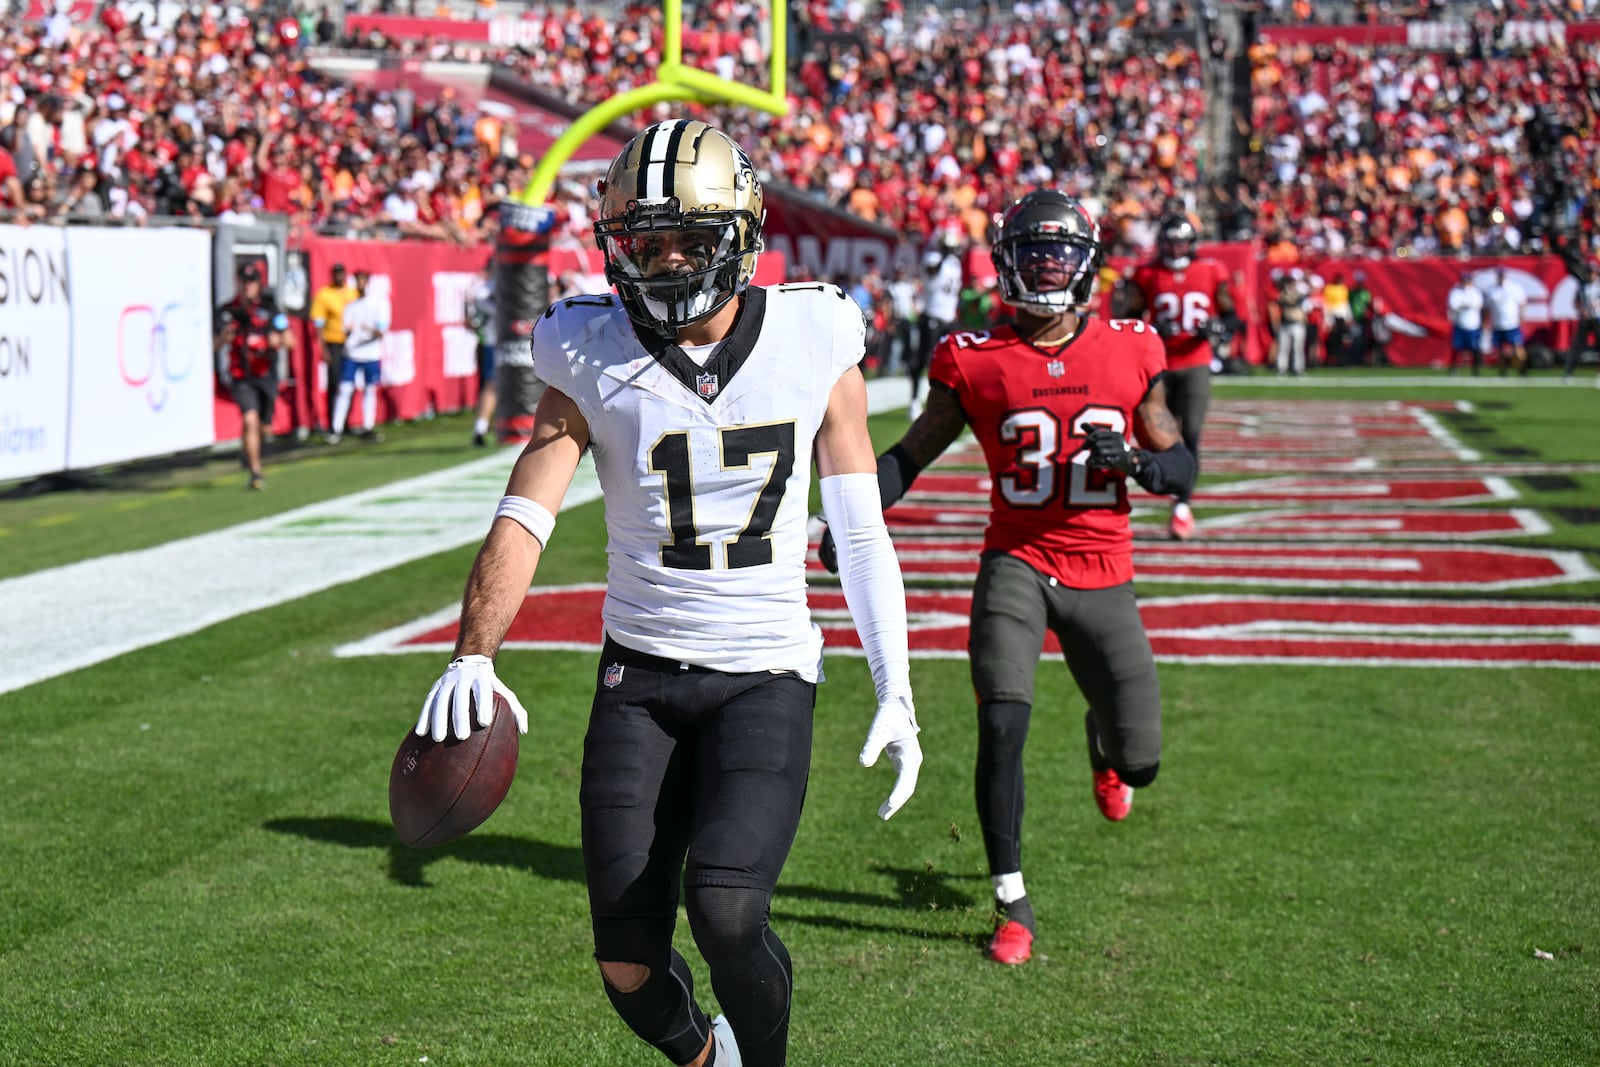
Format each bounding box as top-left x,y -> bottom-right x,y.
1256,23 -> 1408,47
762,189 -> 911,283
345,13 -> 490,42
0,225 -> 71,483
1258,19 -> 1599,49
1268,255 -> 1576,368
259,236 -> 496,443
66,228 -> 215,470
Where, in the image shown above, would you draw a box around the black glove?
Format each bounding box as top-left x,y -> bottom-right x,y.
1084,429 -> 1145,478
818,524 -> 839,574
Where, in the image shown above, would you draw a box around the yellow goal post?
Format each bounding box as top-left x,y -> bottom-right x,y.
512,0 -> 790,209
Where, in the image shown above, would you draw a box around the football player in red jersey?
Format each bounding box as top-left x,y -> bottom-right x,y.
1115,214 -> 1233,540
820,190 -> 1194,965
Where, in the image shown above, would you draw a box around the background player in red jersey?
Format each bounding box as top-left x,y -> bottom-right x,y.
1114,214 -> 1233,540
821,190 -> 1195,966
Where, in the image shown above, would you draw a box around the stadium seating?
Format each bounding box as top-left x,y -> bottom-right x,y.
1245,34 -> 1600,257
3,2 -> 1596,263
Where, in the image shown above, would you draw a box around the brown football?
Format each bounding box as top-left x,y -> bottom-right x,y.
389,694 -> 519,848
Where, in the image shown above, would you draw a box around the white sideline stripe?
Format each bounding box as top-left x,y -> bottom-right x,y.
0,377 -> 911,697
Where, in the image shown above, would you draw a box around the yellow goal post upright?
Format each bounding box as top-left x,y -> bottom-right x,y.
513,0 -> 791,210
490,0 -> 789,443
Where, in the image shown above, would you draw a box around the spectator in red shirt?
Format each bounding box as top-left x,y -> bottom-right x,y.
257,141 -> 300,214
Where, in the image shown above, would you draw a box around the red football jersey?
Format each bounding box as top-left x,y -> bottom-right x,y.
1128,258 -> 1230,371
928,317 -> 1167,589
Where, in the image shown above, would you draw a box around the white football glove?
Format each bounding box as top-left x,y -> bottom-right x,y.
859,692 -> 922,821
416,655 -> 529,742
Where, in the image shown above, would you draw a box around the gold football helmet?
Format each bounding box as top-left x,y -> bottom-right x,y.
594,119 -> 765,334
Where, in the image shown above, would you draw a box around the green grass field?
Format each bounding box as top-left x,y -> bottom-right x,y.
2,372 -> 1597,1066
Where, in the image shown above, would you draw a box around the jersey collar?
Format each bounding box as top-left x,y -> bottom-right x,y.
638,287 -> 768,405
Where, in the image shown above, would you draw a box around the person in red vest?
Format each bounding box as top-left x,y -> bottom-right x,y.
214,263 -> 290,490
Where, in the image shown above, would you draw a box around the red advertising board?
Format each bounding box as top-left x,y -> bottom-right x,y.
214,236 -> 494,441
1268,254 -> 1578,368
1257,20 -> 1600,49
212,233 -> 784,443
343,13 -> 491,42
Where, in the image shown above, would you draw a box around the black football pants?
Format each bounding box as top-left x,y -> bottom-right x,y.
1162,363 -> 1211,504
966,553 -> 1162,875
581,637 -> 814,1067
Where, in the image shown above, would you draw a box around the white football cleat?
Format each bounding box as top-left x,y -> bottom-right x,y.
711,1014 -> 742,1067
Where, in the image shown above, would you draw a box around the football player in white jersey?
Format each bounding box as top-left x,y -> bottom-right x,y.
416,119 -> 921,1067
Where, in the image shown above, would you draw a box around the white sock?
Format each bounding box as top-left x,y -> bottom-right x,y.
473,416 -> 489,435
992,871 -> 1026,905
331,382 -> 354,435
362,387 -> 377,431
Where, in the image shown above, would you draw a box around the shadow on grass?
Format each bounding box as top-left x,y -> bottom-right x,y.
263,816 -> 584,887
774,868 -> 987,943
783,866 -> 983,913
265,818 -> 984,942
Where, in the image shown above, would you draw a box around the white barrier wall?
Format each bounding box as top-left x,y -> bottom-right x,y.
66,228 -> 215,470
0,226 -> 72,482
0,224 -> 215,483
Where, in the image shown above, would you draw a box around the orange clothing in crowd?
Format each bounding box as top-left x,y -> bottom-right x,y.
847,184 -> 881,222
1437,204 -> 1469,249
1265,238 -> 1300,265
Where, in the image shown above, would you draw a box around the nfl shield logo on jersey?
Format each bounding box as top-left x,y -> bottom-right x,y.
1047,359 -> 1065,378
696,372 -> 719,399
603,663 -> 625,688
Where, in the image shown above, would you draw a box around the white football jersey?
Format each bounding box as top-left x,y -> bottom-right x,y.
342,294 -> 391,363
533,283 -> 865,678
923,252 -> 964,321
1447,284 -> 1483,331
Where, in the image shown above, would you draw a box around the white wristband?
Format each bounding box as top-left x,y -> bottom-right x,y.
494,495 -> 556,548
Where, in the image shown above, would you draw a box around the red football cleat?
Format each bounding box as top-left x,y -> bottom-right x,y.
1094,767 -> 1133,822
986,920 -> 1034,965
1169,501 -> 1195,541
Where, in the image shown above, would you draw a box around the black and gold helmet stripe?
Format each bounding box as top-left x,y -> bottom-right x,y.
633,119 -> 710,202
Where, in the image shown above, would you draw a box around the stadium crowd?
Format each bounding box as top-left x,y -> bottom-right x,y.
0,7 -> 526,240
2,0 -> 1597,269
1243,34 -> 1600,257
490,1 -> 1210,254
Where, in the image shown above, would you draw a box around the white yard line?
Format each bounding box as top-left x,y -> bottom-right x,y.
1213,375 -> 1584,389
1407,404 -> 1481,462
0,378 -> 912,696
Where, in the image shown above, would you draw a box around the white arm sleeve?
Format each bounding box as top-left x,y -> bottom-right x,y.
820,472 -> 911,702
